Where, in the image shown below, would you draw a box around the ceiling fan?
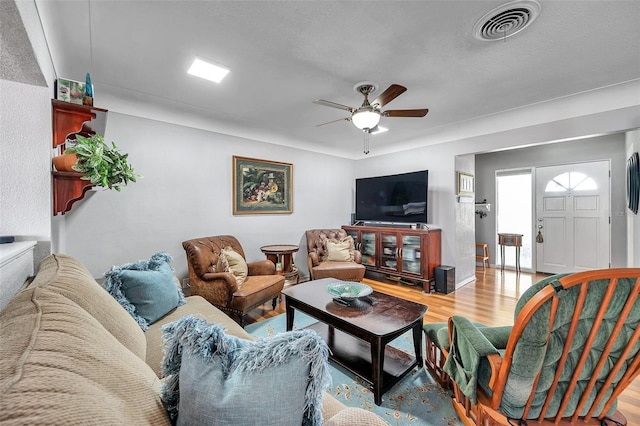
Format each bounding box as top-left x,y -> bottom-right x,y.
314,82 -> 429,134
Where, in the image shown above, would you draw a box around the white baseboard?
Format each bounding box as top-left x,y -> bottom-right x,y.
456,275 -> 476,289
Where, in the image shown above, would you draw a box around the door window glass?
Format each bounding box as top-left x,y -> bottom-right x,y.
496,169 -> 532,269
544,172 -> 597,192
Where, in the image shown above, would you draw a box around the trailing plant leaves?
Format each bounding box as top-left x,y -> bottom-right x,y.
65,134 -> 140,191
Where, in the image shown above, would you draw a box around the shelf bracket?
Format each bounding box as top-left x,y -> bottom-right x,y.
52,171 -> 93,215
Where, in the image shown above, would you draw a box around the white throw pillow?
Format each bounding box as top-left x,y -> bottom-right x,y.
325,236 -> 355,262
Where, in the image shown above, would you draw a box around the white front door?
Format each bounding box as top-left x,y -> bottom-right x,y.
535,161 -> 610,274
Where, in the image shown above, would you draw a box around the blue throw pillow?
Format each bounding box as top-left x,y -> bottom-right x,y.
103,252 -> 186,330
161,316 -> 330,426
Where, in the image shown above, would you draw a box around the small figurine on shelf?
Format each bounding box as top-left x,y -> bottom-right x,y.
83,72 -> 93,106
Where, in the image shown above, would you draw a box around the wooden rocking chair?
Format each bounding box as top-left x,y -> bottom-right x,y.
443,269 -> 640,425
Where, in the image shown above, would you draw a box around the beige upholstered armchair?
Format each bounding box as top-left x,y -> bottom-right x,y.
305,229 -> 366,282
182,235 -> 285,327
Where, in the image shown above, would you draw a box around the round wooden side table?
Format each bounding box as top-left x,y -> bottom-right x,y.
260,244 -> 300,283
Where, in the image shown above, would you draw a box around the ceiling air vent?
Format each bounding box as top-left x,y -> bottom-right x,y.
473,0 -> 541,41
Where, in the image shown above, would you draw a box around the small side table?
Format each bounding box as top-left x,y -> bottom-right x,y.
498,233 -> 523,273
260,244 -> 300,283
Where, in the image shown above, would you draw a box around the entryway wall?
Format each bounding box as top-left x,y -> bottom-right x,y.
455,154 -> 476,286
627,129 -> 640,267
474,133 -> 628,270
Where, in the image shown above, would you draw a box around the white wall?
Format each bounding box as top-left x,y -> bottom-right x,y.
5,1 -> 640,288
0,79 -> 52,307
0,79 -> 51,240
454,154 -> 475,285
626,129 -> 640,267
475,134 -> 628,269
1,0 -> 55,242
352,143 -> 480,286
0,1 -> 57,304
353,142 -> 465,283
356,107 -> 640,285
58,112 -> 355,278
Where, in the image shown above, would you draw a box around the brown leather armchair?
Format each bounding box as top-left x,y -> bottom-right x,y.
305,229 -> 366,282
182,235 -> 285,327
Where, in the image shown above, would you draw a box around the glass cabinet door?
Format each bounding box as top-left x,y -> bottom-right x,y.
402,235 -> 421,275
380,233 -> 398,271
360,232 -> 377,267
345,229 -> 359,250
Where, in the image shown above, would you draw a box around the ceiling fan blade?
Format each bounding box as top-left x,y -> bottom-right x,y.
372,84 -> 407,108
313,99 -> 355,112
382,108 -> 429,118
316,116 -> 351,127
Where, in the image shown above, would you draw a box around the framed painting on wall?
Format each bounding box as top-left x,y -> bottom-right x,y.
457,172 -> 475,195
233,156 -> 293,214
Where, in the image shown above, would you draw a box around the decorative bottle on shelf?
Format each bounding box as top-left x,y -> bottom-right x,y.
83,73 -> 93,106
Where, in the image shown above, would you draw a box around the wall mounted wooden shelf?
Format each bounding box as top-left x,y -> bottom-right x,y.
52,171 -> 93,215
51,99 -> 107,215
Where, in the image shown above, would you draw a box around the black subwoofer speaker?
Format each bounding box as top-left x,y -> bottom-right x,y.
435,265 -> 455,294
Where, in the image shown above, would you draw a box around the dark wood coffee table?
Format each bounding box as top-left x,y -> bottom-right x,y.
282,278 -> 427,405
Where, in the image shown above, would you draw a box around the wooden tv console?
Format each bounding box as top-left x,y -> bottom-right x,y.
342,225 -> 441,293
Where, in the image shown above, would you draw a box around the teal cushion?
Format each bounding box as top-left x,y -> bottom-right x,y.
423,322 -> 447,347
161,316 -> 330,426
477,348 -> 506,396
423,322 -> 491,352
498,273 -> 639,419
103,252 -> 186,330
435,326 -> 451,351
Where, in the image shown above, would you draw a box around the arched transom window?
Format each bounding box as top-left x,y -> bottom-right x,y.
544,172 -> 597,192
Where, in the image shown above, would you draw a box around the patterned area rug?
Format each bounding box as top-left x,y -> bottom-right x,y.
246,312 -> 462,426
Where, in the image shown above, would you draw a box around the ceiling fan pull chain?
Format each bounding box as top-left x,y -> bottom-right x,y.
363,132 -> 370,155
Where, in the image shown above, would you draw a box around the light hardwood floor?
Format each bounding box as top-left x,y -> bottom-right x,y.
245,267 -> 639,424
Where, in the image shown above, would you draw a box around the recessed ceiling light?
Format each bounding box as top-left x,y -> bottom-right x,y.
187,58 -> 229,83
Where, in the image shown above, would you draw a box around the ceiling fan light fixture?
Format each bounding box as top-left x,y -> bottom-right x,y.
352,109 -> 380,130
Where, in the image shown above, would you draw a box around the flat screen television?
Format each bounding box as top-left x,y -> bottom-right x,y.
355,170 -> 428,224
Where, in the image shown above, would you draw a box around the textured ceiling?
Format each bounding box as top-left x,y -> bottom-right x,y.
34,1 -> 640,158
0,0 -> 46,86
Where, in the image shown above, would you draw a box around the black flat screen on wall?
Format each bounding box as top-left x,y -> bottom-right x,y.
355,170 -> 428,224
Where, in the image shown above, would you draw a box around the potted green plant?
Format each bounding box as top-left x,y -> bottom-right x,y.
63,134 -> 139,191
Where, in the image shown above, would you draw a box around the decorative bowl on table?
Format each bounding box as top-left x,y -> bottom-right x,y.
326,281 -> 373,301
